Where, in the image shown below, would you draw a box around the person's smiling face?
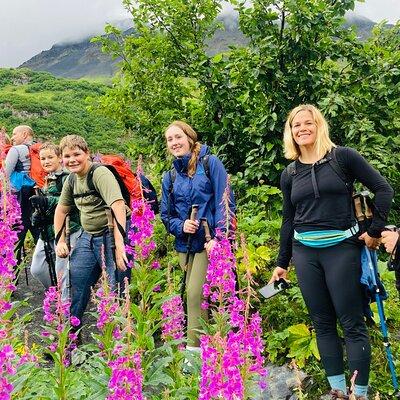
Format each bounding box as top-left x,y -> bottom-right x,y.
62,146 -> 91,176
165,125 -> 191,158
39,148 -> 62,173
291,110 -> 317,148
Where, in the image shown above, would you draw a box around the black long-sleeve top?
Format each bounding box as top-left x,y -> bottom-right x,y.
277,146 -> 394,269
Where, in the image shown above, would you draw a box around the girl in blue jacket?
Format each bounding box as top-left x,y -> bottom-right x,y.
161,120 -> 235,351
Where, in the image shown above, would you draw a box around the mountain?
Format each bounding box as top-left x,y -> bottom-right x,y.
19,39 -> 119,79
19,14 -> 376,79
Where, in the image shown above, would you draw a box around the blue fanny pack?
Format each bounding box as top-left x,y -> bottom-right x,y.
294,224 -> 359,248
10,171 -> 35,191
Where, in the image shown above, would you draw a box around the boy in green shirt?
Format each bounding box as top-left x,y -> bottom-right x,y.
54,135 -> 130,329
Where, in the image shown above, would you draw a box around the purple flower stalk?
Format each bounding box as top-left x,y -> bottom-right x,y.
95,286 -> 119,331
107,353 -> 144,400
161,295 -> 185,348
200,229 -> 267,398
203,235 -> 237,309
126,199 -> 156,261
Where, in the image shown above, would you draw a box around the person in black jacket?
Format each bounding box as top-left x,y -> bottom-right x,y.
269,104 -> 393,400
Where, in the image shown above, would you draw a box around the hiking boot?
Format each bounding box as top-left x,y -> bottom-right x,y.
330,389 -> 349,399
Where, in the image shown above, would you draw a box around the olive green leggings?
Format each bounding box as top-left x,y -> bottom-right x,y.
178,251 -> 209,347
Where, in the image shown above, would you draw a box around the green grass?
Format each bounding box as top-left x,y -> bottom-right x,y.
0,68 -> 124,153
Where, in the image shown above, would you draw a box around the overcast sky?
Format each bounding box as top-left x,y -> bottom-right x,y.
0,0 -> 399,68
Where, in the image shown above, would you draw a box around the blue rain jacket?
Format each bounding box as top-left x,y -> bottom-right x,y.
161,145 -> 235,253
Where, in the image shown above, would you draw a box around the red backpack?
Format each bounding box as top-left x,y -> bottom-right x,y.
28,143 -> 46,188
69,154 -> 158,212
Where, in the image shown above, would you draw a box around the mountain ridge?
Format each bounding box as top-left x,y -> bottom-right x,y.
19,14 -> 376,79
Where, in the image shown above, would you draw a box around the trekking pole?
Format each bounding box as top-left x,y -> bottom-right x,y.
364,248 -> 399,395
105,207 -> 118,285
362,199 -> 400,396
65,214 -> 71,303
201,217 -> 212,244
181,204 -> 199,308
34,188 -> 57,287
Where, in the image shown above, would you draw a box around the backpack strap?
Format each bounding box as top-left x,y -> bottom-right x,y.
286,148 -> 350,187
202,154 -> 210,178
325,148 -> 350,189
286,161 -> 297,176
69,164 -> 126,238
70,164 -> 99,200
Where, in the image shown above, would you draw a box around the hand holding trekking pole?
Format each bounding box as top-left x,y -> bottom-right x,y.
381,226 -> 399,255
183,214 -> 199,234
355,192 -> 381,250
181,204 -> 199,315
202,217 -> 216,255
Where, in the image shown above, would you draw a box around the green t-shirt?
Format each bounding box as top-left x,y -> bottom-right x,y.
59,164 -> 129,234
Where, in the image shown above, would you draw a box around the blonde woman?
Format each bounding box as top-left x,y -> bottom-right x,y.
270,105 -> 393,399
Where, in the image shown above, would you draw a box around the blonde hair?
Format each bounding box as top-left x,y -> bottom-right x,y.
40,142 -> 61,157
283,104 -> 335,160
165,121 -> 201,177
59,135 -> 89,154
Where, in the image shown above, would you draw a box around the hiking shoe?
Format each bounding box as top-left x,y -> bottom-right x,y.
330,389 -> 349,399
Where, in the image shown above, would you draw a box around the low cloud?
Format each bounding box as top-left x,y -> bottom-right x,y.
0,0 -> 399,68
0,0 -> 130,67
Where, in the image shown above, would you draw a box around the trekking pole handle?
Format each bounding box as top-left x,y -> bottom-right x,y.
65,214 -> 71,251
352,194 -> 365,223
201,218 -> 212,243
363,197 -> 373,220
190,204 -> 199,222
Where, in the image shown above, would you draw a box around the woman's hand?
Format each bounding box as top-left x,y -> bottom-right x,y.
381,230 -> 399,254
204,238 -> 217,255
183,219 -> 199,234
358,232 -> 381,250
268,267 -> 288,284
56,241 -> 69,258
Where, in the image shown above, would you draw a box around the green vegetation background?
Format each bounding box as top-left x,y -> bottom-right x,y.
1,0 -> 400,397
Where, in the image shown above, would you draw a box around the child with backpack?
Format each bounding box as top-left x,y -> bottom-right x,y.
54,135 -> 131,330
29,143 -> 81,300
269,105 -> 393,399
160,121 -> 235,353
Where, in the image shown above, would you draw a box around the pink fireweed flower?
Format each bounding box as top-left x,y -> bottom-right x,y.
203,235 -> 237,309
0,189 -> 21,306
107,353 -> 144,400
95,286 -> 119,331
126,199 -> 156,261
151,261 -> 160,270
0,344 -> 16,400
161,295 -> 185,348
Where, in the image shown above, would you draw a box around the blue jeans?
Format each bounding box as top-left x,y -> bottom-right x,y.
70,224 -> 131,326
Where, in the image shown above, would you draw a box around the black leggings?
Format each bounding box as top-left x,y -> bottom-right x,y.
293,239 -> 371,386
